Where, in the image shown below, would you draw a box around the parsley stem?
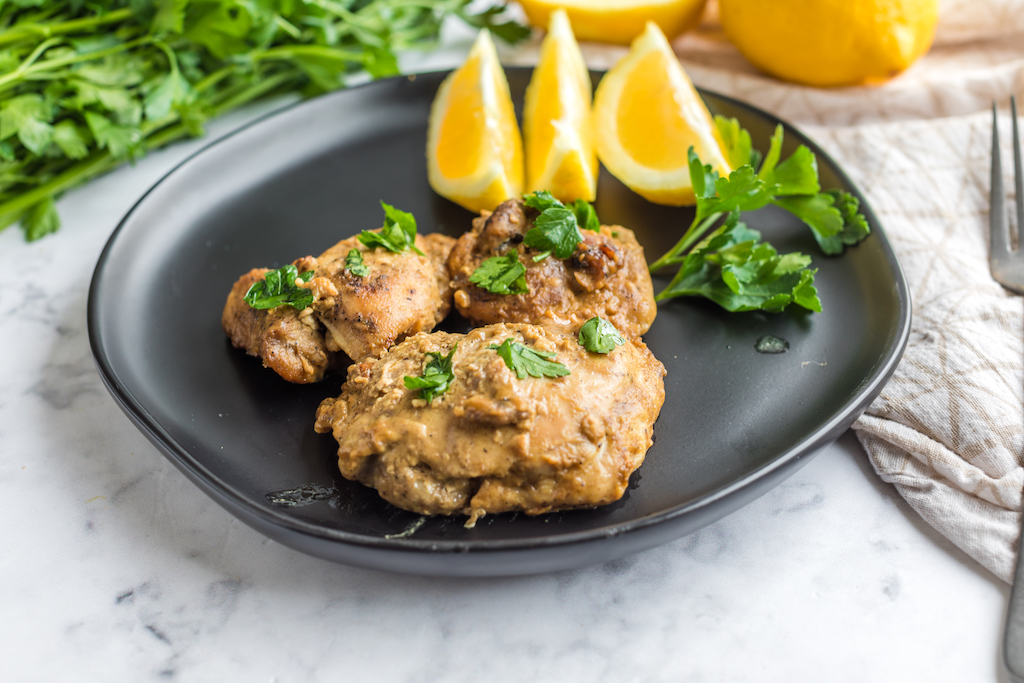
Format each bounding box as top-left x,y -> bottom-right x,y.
0,8 -> 134,48
647,212 -> 722,272
0,35 -> 152,95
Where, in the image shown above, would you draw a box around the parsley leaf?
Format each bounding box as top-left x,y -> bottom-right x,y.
657,212 -> 821,313
715,115 -> 761,170
813,189 -> 871,255
470,251 -> 528,294
51,121 -> 90,160
404,344 -> 457,404
522,191 -> 588,259
345,249 -> 369,277
243,265 -> 315,310
578,317 -> 626,354
22,198 -> 60,242
357,201 -> 425,256
489,338 -> 571,379
572,199 -> 600,232
0,94 -> 54,156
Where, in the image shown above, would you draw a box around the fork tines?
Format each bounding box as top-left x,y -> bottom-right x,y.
990,96 -> 1024,294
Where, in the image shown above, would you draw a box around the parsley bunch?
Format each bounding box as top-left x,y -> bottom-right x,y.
0,0 -> 527,242
649,117 -> 870,312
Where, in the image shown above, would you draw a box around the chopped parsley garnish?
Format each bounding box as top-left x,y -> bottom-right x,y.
345,249 -> 369,277
489,338 -> 570,379
470,251 -> 529,294
357,201 -> 425,256
522,191 -> 599,260
243,265 -> 315,311
578,317 -> 626,354
404,344 -> 457,404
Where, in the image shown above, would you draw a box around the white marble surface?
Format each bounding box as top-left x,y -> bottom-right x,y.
0,31 -> 1014,683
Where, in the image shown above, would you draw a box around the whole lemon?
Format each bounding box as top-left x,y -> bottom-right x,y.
719,0 -> 939,87
517,0 -> 708,45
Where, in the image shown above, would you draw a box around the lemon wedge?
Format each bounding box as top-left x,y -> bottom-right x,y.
592,21 -> 730,206
427,30 -> 523,213
518,0 -> 707,45
523,10 -> 596,203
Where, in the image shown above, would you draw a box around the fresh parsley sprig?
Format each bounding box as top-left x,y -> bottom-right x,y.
657,211 -> 821,312
578,317 -> 626,354
490,337 -> 570,379
345,249 -> 369,277
243,264 -> 315,310
648,117 -> 870,312
358,202 -> 425,256
0,1 -> 528,242
470,251 -> 529,294
404,344 -> 457,403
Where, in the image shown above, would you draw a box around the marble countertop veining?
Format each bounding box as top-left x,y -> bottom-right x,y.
0,52 -> 1012,683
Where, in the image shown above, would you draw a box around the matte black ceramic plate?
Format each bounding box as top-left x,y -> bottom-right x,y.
89,68 -> 910,576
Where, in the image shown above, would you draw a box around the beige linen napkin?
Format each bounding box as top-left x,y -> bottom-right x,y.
501,0 -> 1024,581
676,0 -> 1024,583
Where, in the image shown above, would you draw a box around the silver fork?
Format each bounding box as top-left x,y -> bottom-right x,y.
994,96 -> 1024,683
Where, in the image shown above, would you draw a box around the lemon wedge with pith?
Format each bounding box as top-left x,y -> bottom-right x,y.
427,30 -> 523,213
593,21 -> 730,206
523,9 -> 596,203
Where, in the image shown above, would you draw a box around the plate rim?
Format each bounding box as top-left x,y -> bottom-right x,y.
87,67 -> 912,556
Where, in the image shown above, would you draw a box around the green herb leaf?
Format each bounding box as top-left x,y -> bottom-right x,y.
688,147 -> 719,203
523,190 -> 562,213
578,317 -> 626,354
698,165 -> 772,218
657,212 -> 821,313
243,264 -> 315,310
457,6 -> 533,44
404,344 -> 458,404
357,201 -> 425,255
572,199 -> 600,232
763,145 -> 820,196
470,251 -> 528,294
22,197 -> 60,242
812,189 -> 871,254
522,191 -> 583,259
0,94 -> 54,156
489,338 -> 571,379
345,249 -> 369,277
714,115 -> 761,170
771,194 -> 843,246
84,111 -> 141,159
757,124 -> 784,180
52,120 -> 90,160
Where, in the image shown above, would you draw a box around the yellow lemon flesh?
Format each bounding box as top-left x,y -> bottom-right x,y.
518,0 -> 707,45
427,30 -> 523,213
593,21 -> 730,206
719,0 -> 939,87
524,9 -> 596,203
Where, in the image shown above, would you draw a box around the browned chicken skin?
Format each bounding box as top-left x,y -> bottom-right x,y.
222,233 -> 455,383
314,322 -> 666,525
447,199 -> 657,337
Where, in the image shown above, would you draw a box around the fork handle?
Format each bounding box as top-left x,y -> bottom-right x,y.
1005,512 -> 1024,682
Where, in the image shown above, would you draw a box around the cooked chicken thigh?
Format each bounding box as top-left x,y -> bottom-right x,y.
447,199 -> 657,337
223,233 -> 455,383
314,322 -> 666,525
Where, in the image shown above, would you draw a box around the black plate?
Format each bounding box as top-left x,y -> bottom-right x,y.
88,68 -> 910,576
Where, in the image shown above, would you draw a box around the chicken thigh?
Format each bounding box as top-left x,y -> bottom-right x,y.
314,322 -> 666,525
447,199 -> 657,337
222,232 -> 455,383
